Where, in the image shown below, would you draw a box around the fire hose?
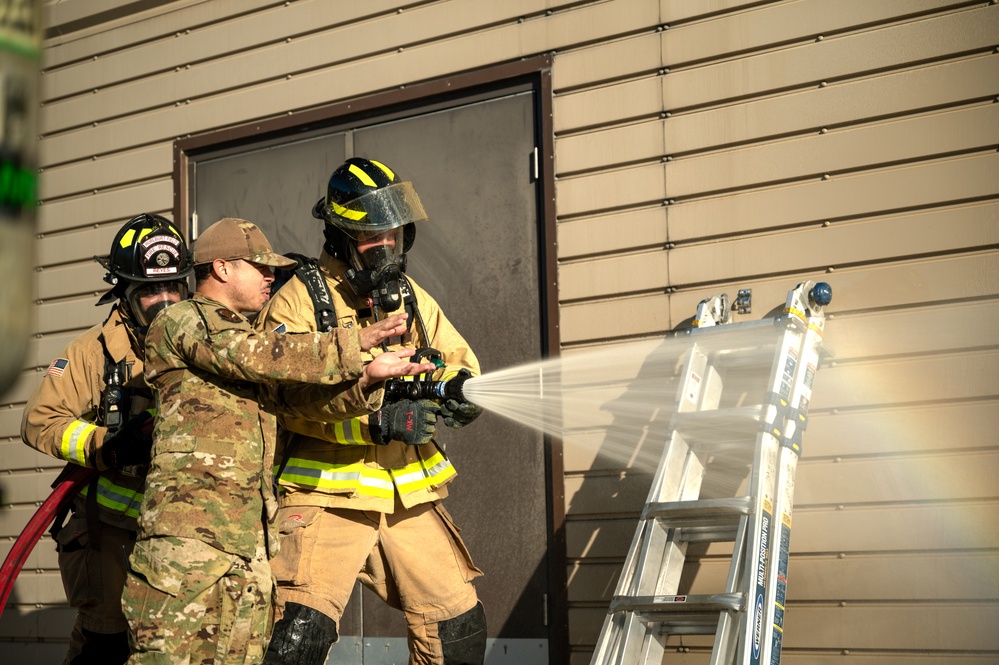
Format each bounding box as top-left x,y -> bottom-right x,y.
0,465 -> 96,616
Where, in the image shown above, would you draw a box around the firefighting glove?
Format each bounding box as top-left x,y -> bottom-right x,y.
100,411 -> 154,469
372,399 -> 439,446
438,368 -> 481,429
439,399 -> 481,429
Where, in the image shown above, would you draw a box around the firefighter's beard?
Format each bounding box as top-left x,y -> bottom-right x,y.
346,244 -> 405,312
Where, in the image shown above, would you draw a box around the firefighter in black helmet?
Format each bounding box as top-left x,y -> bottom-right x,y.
259,158 -> 486,665
21,214 -> 191,664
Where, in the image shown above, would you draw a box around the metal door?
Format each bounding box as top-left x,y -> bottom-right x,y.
190,91 -> 550,663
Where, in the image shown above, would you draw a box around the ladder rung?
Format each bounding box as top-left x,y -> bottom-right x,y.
644,497 -> 753,523
611,593 -> 745,615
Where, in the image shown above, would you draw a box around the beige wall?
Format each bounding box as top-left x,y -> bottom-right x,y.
0,1 -> 995,662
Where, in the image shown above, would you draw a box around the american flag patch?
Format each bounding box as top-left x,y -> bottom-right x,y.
46,358 -> 69,377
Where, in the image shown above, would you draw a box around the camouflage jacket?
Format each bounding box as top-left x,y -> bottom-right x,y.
139,293 -> 381,559
257,252 -> 480,513
21,306 -> 151,530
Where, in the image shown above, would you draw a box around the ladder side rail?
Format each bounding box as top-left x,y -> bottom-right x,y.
762,286 -> 829,665
734,320 -> 810,665
590,342 -> 714,665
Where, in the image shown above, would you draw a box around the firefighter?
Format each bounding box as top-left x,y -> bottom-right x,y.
258,158 -> 486,665
120,217 -> 435,663
20,214 -> 192,665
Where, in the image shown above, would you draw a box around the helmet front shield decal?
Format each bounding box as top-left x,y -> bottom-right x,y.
325,181 -> 428,237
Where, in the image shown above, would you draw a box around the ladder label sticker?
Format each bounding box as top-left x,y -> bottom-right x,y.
752,503 -> 773,665
684,371 -> 701,406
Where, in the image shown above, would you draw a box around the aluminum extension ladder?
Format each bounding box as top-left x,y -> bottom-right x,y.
590,280 -> 832,665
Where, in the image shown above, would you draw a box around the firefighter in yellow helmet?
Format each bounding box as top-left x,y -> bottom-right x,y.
20,214 -> 191,664
258,157 -> 486,665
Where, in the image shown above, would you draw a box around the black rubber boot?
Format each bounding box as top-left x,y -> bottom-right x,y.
262,602 -> 338,665
439,602 -> 487,665
71,629 -> 129,665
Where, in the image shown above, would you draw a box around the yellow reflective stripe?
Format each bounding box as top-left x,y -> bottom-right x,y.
349,163 -> 377,187
369,160 -> 395,181
332,417 -> 366,444
391,452 -> 455,493
119,229 -> 135,247
280,454 -> 455,497
79,476 -> 143,518
280,457 -> 394,499
331,200 -> 366,221
60,420 -> 96,465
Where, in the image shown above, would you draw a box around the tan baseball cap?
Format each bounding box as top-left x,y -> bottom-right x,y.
193,217 -> 297,268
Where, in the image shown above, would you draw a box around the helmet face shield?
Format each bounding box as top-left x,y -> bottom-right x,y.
125,281 -> 188,327
324,181 -> 427,238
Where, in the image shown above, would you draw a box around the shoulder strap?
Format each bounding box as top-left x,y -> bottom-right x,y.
286,253 -> 338,333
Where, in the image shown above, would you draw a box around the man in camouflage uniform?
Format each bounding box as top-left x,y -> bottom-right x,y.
259,158 -> 486,665
121,217 -> 434,664
21,214 -> 192,665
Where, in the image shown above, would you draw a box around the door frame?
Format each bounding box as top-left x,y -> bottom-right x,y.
171,54 -> 568,664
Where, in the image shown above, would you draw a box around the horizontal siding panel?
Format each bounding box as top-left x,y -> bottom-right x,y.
668,152 -> 999,240
41,0 -> 592,134
660,0 -> 967,69
42,0 -> 280,68
38,144 -> 172,201
661,5 -> 999,112
557,163 -> 665,219
556,119 -> 665,176
558,206 -> 667,260
38,264 -> 110,301
0,440 -> 57,472
28,331 -> 86,372
8,572 -> 70,607
814,351 -> 999,409
669,201 -> 999,286
0,408 -> 24,439
824,299 -> 999,359
2,372 -> 42,407
566,449 -> 999,516
0,471 -> 61,505
560,253 -> 999,344
39,0 -> 654,167
37,179 -> 174,234
667,53 -> 999,155
568,552 -> 999,602
36,225 -> 120,267
554,76 -> 662,134
806,401 -> 999,457
36,297 -> 107,338
564,399 -> 999,473
566,501 -> 999,558
667,103 -> 999,198
0,532 -> 59,572
560,293 -> 672,343
796,451 -> 999,505
559,248 -> 668,301
551,33 -> 661,91
0,606 -> 75,640
667,252 -> 999,323
42,0 -> 433,99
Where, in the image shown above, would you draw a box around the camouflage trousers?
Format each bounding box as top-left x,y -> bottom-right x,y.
122,536 -> 276,664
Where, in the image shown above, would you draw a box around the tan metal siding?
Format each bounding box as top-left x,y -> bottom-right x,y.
1,0 -> 995,661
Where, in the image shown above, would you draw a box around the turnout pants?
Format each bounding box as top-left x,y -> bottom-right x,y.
122,536 -> 275,664
56,512 -> 135,664
271,498 -> 483,664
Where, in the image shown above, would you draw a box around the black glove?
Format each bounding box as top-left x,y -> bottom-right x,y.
100,411 -> 154,469
372,399 -> 439,446
439,398 -> 481,429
